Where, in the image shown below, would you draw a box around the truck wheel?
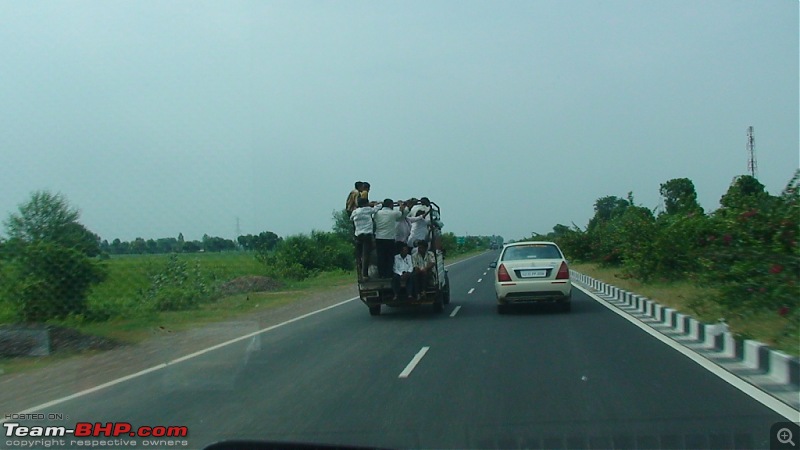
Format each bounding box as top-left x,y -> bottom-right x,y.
433,294 -> 444,314
369,305 -> 381,316
443,275 -> 451,305
560,293 -> 572,313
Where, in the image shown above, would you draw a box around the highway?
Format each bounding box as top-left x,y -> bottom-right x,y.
5,251 -> 795,449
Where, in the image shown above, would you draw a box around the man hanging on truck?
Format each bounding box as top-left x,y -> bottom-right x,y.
406,208 -> 431,250
350,197 -> 376,279
373,198 -> 408,278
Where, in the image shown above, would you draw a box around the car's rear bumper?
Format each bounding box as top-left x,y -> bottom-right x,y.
496,282 -> 572,304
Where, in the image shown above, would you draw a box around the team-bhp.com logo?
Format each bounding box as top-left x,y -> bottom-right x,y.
5,422 -> 188,438
4,421 -> 189,448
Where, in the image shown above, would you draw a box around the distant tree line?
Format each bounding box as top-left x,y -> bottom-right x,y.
99,231 -> 282,255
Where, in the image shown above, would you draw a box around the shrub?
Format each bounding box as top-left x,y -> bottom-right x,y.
12,242 -> 106,321
701,171 -> 799,317
141,254 -> 214,311
258,231 -> 353,281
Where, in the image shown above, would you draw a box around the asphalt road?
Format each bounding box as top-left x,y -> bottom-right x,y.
5,251 -> 795,449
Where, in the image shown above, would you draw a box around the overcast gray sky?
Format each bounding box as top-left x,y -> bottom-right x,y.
1,0 -> 797,242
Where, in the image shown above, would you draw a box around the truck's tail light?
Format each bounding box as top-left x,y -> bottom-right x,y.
556,261 -> 570,280
498,264 -> 512,282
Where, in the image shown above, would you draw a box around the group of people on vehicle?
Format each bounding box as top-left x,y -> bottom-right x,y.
346,181 -> 441,300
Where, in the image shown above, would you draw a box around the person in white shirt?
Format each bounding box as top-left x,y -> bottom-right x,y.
406,209 -> 430,249
350,197 -> 377,279
391,244 -> 415,300
394,200 -> 412,255
373,199 -> 408,278
408,197 -> 429,218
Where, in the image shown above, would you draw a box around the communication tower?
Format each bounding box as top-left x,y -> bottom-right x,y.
747,126 -> 758,179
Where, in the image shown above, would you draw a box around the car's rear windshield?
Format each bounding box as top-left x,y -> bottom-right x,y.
501,244 -> 562,261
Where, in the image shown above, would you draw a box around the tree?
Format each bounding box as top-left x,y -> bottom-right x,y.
331,209 -> 352,242
659,178 -> 703,216
3,191 -> 106,321
255,231 -> 281,252
5,191 -> 101,257
587,196 -> 629,231
182,240 -> 201,253
131,237 -> 147,254
719,175 -> 768,210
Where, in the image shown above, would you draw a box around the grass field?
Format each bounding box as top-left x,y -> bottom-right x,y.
0,251 -> 352,374
84,252 -> 266,313
571,263 -> 799,356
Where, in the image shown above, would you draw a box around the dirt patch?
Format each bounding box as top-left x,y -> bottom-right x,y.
218,275 -> 282,297
0,324 -> 122,357
48,325 -> 123,352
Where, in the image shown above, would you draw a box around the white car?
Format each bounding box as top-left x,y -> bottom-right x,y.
491,241 -> 572,313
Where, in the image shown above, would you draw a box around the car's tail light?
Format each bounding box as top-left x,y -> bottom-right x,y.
497,264 -> 512,282
556,261 -> 570,280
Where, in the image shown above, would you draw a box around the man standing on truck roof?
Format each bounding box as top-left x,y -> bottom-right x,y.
346,181 -> 363,214
373,198 -> 407,278
359,182 -> 371,202
351,197 -> 377,279
391,244 -> 414,301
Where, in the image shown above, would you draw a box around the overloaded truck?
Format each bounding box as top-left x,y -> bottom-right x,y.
357,201 -> 450,316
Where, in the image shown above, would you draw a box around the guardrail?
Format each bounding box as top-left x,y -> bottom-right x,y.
571,270 -> 800,412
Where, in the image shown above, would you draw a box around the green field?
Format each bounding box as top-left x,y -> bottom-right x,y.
86,251 -> 267,313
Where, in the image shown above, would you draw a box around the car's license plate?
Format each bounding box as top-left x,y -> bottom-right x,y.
520,270 -> 546,278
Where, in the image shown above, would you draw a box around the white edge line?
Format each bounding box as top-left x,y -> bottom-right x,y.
398,346 -> 430,378
576,284 -> 800,420
468,288 -> 475,294
444,251 -> 487,268
449,306 -> 462,318
2,296 -> 360,421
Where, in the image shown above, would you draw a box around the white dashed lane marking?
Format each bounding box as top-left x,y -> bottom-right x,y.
468,288 -> 475,294
399,347 -> 430,379
450,306 -> 462,318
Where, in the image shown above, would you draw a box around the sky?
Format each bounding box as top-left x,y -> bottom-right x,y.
1,0 -> 797,243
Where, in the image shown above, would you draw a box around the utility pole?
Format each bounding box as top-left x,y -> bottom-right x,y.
235,217 -> 242,249
747,126 -> 758,179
